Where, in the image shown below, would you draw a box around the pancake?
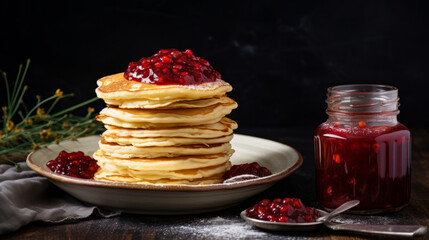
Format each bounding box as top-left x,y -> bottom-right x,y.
94,161 -> 231,181
99,139 -> 232,158
102,134 -> 233,147
104,95 -> 232,109
99,99 -> 237,124
96,73 -> 232,100
96,114 -> 223,128
93,171 -> 224,185
102,117 -> 237,138
93,149 -> 232,171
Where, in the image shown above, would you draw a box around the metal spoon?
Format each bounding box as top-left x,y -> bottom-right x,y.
240,200 -> 358,232
241,200 -> 427,237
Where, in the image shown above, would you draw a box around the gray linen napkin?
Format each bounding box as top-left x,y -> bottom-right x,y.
0,162 -> 121,234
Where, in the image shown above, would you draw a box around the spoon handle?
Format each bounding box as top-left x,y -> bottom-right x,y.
327,223 -> 427,237
317,200 -> 360,222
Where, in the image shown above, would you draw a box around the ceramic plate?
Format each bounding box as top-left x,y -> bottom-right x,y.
27,134 -> 302,215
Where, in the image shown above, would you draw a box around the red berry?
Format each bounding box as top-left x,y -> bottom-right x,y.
259,199 -> 271,206
46,151 -> 99,179
267,215 -> 276,222
278,216 -> 289,222
246,198 -> 318,223
124,48 -> 221,85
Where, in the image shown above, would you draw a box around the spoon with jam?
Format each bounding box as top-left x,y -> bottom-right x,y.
241,198 -> 427,237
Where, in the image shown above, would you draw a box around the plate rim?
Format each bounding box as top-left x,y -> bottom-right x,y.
26,134 -> 303,192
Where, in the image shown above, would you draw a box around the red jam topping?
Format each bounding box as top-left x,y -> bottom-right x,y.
223,162 -> 272,180
46,151 -> 100,179
314,122 -> 411,211
124,48 -> 221,85
246,198 -> 319,223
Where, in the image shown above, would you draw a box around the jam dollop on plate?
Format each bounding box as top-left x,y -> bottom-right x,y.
46,151 -> 99,179
223,162 -> 272,180
124,48 -> 221,85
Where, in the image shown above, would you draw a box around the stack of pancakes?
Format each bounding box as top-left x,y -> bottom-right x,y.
93,73 -> 238,184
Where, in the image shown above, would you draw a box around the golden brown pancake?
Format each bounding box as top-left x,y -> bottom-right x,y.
102,117 -> 237,138
103,95 -> 233,109
98,139 -> 232,158
93,149 -> 232,171
99,99 -> 237,124
102,134 -> 233,147
94,161 -> 231,181
96,73 -> 232,100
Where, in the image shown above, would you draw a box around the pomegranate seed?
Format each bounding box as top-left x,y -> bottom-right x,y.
46,151 -> 99,179
199,58 -> 210,66
292,199 -> 303,208
268,202 -> 280,210
279,205 -> 290,214
173,64 -> 182,69
184,49 -> 194,56
124,48 -> 220,85
246,198 -> 318,223
259,199 -> 271,206
267,215 -> 276,222
161,56 -> 171,63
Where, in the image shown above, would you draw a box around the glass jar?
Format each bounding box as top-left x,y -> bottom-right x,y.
314,84 -> 411,214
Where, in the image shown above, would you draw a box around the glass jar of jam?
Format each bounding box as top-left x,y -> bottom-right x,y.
314,84 -> 411,214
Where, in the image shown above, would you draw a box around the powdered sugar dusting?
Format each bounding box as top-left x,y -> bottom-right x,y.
170,216 -> 268,239
333,214 -> 409,225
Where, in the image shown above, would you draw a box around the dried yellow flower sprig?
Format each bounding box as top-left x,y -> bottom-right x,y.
0,59 -> 104,169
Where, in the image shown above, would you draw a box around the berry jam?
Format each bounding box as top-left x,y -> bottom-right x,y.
124,48 -> 221,85
314,123 -> 411,212
223,162 -> 272,180
246,198 -> 319,223
46,151 -> 100,179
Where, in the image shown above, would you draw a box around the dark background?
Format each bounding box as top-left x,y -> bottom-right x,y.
1,0 -> 428,129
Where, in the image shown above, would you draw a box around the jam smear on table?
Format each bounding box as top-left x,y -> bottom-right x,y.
246,198 -> 319,223
223,162 -> 272,180
124,49 -> 221,85
46,151 -> 99,179
314,122 -> 411,211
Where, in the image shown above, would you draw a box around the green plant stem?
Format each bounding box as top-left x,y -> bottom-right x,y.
47,97 -> 60,114
51,97 -> 99,118
8,85 -> 28,122
2,71 -> 11,108
10,64 -> 23,109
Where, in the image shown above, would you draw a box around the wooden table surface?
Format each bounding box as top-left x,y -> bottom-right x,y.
3,127 -> 429,240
